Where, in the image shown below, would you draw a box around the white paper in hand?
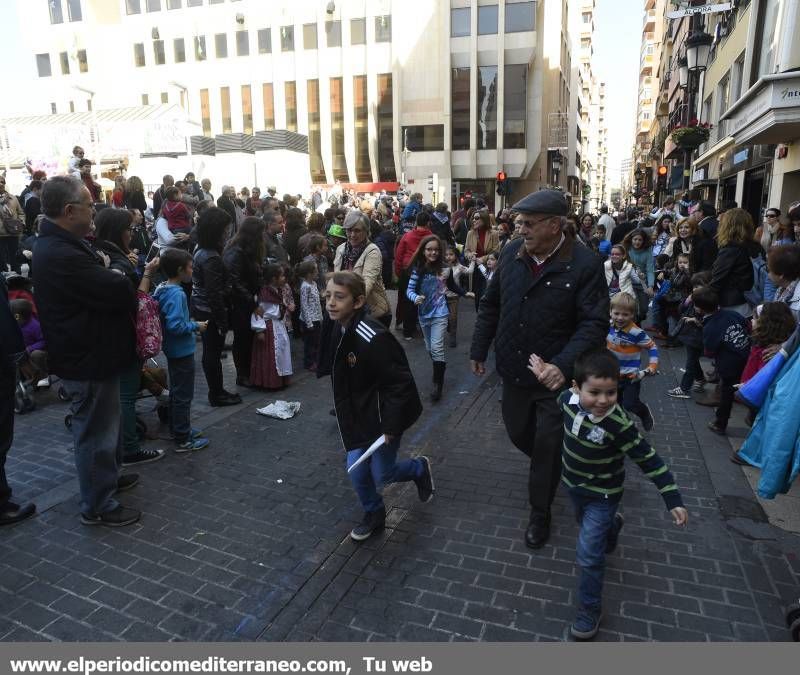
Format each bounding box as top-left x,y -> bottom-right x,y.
347,436 -> 386,473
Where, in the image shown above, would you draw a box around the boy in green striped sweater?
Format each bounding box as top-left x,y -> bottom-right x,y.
529,348 -> 688,640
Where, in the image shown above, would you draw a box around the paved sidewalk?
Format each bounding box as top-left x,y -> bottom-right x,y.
2,302 -> 799,642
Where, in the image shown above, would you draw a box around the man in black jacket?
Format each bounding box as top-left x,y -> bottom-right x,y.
470,190 -> 609,549
152,174 -> 174,218
0,274 -> 36,526
33,176 -> 140,528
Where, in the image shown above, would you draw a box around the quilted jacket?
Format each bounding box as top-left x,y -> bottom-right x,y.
470,236 -> 609,390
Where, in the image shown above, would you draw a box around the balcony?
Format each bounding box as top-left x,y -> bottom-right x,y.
643,10 -> 656,31
640,54 -> 654,75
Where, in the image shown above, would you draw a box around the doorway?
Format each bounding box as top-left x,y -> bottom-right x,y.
742,166 -> 770,227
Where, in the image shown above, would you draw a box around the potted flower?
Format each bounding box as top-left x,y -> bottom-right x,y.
670,119 -> 712,149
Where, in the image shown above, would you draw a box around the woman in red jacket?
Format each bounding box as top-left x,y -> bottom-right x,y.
393,211 -> 432,339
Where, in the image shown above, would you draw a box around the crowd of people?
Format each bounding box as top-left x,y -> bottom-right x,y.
1,157 -> 800,640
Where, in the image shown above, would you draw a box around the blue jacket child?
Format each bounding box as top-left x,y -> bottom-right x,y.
153,283 -> 199,359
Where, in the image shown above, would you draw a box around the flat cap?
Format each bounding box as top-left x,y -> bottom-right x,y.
342,210 -> 369,230
511,189 -> 568,216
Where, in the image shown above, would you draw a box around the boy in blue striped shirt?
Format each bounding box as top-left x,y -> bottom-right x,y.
529,348 -> 688,640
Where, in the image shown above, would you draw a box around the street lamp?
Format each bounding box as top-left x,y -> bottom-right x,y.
551,151 -> 562,186
677,56 -> 688,89
686,31 -> 713,73
72,85 -> 98,165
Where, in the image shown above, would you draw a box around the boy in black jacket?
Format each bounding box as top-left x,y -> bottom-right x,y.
319,271 -> 434,541
693,286 -> 751,435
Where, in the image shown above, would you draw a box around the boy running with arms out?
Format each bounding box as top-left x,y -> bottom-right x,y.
529,348 -> 688,640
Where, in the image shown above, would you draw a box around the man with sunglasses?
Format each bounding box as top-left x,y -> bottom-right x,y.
470,189 -> 609,550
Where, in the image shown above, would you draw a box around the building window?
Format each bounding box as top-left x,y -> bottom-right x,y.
67,0 -> 82,21
242,84 -> 253,134
325,21 -> 341,47
69,101 -> 75,113
154,40 -> 165,65
263,83 -> 275,129
377,73 -> 396,181
582,12 -> 591,23
142,94 -> 149,105
209,0 -> 223,3
451,67 -> 470,150
258,29 -> 271,54
451,7 -> 470,37
36,53 -> 52,77
477,5 -> 498,35
375,16 -> 391,42
354,75 -> 370,181
146,0 -> 161,11
330,77 -> 347,181
51,102 -> 57,114
194,36 -> 206,60
285,81 -> 297,131
307,79 -> 325,183
402,125 -> 444,152
60,52 -> 70,75
49,0 -> 64,23
221,86 -> 232,133
716,75 -> 730,119
161,92 -> 168,103
187,0 -> 202,6
755,0 -> 780,80
200,88 -> 211,135
167,0 -> 182,8
303,23 -> 318,50
133,43 -> 145,67
477,66 -> 498,149
236,30 -> 249,56
280,26 -> 295,52
126,0 -> 141,14
504,64 -> 527,148
351,18 -> 366,45
581,37 -> 591,48
77,49 -> 88,73
215,33 -> 228,58
505,1 -> 535,33
731,52 -> 745,103
174,38 -> 185,62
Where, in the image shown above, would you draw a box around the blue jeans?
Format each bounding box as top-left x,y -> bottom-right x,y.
168,355 -> 195,443
420,315 -> 448,362
119,360 -> 142,460
618,379 -> 648,421
345,436 -> 421,513
680,345 -> 703,392
61,377 -> 123,516
569,491 -> 621,613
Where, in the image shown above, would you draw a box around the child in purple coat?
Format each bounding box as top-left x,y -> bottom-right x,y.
10,299 -> 48,383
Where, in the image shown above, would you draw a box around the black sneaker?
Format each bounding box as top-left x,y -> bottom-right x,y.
115,474 -> 140,494
640,404 -> 654,431
121,448 -> 165,467
208,392 -> 242,407
413,456 -> 435,503
350,508 -> 386,542
81,505 -> 141,527
605,513 -> 624,554
571,610 -> 602,640
0,502 -> 36,526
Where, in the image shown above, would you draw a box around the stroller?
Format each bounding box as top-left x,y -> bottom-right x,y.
63,360 -> 170,440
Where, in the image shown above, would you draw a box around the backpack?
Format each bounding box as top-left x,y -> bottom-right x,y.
135,290 -> 163,360
744,255 -> 767,306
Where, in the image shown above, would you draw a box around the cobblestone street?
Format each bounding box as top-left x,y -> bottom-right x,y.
2,299 -> 799,642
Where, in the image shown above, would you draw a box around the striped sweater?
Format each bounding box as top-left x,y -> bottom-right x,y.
558,390 -> 683,510
607,321 -> 659,379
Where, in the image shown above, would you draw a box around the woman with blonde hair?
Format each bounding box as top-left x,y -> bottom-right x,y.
124,175 -> 148,213
710,207 -> 760,316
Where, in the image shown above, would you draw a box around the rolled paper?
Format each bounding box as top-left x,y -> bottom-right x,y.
347,436 -> 387,473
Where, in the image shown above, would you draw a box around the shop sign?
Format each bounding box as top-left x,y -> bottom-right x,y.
734,148 -> 750,165
693,165 -> 708,182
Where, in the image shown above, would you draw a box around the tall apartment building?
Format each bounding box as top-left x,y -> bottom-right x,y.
6,0 -> 586,209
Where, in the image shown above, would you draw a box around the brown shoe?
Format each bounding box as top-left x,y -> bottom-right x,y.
730,451 -> 751,466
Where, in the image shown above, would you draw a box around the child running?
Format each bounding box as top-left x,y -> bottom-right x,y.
318,271 -> 434,541
530,348 -> 688,640
606,292 -> 658,431
406,235 -> 472,402
251,263 -> 292,390
153,249 -> 210,452
297,260 -> 323,371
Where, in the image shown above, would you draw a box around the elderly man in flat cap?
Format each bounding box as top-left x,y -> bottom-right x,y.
470,189 -> 609,549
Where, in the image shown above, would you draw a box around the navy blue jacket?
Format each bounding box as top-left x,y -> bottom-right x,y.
702,309 -> 751,379
32,218 -> 137,380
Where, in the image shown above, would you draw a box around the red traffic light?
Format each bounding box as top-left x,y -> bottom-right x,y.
657,165 -> 668,176
496,171 -> 507,182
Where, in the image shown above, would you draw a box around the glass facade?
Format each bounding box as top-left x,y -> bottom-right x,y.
505,1 -> 535,33
354,75 -> 371,182
285,81 -> 297,131
262,83 -> 275,129
451,68 -> 470,150
451,8 -> 470,37
403,125 -> 444,152
477,66 -> 498,149
478,5 -> 498,35
200,88 -> 211,135
241,85 -> 252,134
504,64 -> 527,148
377,73 -> 396,181
330,77 -> 348,181
220,87 -> 232,133
307,80 -> 325,183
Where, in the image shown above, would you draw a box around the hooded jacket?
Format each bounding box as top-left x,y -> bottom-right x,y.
153,283 -> 199,359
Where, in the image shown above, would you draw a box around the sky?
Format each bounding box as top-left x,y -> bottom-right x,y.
593,0 -> 644,190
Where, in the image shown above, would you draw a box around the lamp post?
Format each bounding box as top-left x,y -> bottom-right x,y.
72,86 -> 97,168
680,24 -> 712,190
551,151 -> 562,187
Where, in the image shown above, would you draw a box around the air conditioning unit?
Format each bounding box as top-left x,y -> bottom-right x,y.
235,13 -> 245,25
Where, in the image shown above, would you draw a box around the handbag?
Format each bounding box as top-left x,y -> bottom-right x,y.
0,196 -> 23,235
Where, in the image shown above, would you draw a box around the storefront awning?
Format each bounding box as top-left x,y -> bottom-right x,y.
721,72 -> 800,145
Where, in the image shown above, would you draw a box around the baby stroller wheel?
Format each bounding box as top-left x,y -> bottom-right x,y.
58,386 -> 71,402
136,416 -> 147,441
791,617 -> 800,642
156,405 -> 170,423
65,413 -> 73,429
786,602 -> 800,628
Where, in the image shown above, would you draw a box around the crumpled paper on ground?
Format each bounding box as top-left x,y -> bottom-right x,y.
255,401 -> 301,420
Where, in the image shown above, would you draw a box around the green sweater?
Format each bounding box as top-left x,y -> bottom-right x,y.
558,390 -> 683,510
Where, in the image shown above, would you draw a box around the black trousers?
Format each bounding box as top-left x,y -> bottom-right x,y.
0,365 -> 15,508
230,307 -> 254,381
397,270 -> 417,338
501,379 -> 564,519
194,310 -> 225,397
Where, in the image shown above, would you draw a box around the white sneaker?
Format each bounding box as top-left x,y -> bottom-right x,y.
36,377 -> 50,388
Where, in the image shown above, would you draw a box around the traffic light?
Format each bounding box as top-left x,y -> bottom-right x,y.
657,165 -> 668,189
496,171 -> 508,196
